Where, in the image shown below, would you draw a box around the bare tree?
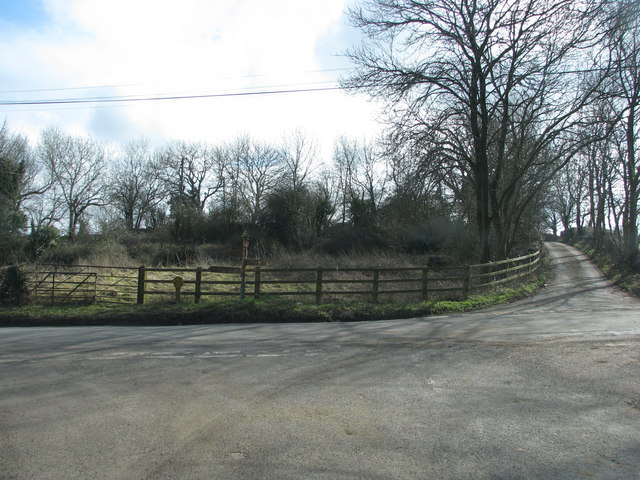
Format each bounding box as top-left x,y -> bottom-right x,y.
238,140 -> 284,224
281,129 -> 318,194
109,139 -> 164,230
25,185 -> 65,230
156,140 -> 223,214
217,136 -> 249,226
384,134 -> 460,224
547,162 -> 585,235
38,128 -> 108,236
345,0 -> 606,260
211,136 -> 284,227
154,140 -> 226,240
332,136 -> 361,223
258,130 -> 324,249
602,0 -> 640,262
356,140 -> 388,212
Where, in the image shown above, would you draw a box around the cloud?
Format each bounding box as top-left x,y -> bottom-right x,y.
88,106 -> 146,144
0,0 -> 383,158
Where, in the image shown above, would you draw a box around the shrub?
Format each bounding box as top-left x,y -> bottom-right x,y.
0,265 -> 29,305
24,225 -> 60,260
39,237 -> 95,265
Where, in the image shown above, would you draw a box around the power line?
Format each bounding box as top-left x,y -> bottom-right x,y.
2,64 -> 634,108
0,68 -> 350,95
0,85 -> 346,107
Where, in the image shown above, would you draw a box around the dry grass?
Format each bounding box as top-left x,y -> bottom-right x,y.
265,249 -> 445,269
25,248 -> 539,306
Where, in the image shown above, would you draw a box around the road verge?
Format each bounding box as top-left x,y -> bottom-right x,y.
0,275 -> 546,327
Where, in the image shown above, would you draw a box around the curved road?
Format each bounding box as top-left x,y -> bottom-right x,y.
1,242 -> 639,479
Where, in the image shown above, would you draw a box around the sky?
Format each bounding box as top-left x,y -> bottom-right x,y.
0,0 -> 383,160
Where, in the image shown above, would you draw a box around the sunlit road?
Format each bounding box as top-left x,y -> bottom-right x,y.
1,242 -> 639,479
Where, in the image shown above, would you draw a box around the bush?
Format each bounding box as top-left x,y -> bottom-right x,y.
24,225 -> 60,260
39,237 -> 95,265
0,265 -> 29,305
0,236 -> 25,265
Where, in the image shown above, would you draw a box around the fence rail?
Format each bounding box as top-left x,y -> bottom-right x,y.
26,250 -> 541,305
31,271 -> 98,304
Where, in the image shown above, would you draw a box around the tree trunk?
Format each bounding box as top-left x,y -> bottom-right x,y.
623,100 -> 639,264
475,160 -> 491,263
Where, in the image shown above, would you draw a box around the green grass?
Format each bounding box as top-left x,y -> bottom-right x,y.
573,239 -> 640,297
0,275 -> 547,326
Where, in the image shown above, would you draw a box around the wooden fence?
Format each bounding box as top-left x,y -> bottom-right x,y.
27,250 -> 540,305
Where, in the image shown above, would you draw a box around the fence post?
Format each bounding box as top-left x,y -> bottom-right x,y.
372,269 -> 379,303
463,265 -> 471,298
240,266 -> 246,300
33,267 -> 38,299
173,276 -> 183,303
51,270 -> 56,305
195,267 -> 202,304
315,267 -> 323,304
422,268 -> 429,301
254,267 -> 261,300
137,265 -> 146,305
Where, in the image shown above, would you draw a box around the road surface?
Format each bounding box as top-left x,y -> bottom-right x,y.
1,242 -> 638,479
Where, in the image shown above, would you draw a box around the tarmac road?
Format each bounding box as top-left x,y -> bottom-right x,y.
1,242 -> 639,479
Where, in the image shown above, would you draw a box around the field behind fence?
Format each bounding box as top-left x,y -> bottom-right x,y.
26,250 -> 541,305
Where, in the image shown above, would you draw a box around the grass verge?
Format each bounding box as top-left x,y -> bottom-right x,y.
572,240 -> 640,297
0,275 -> 546,327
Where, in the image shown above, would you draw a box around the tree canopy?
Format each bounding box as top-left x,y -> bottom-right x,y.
344,0 -> 607,260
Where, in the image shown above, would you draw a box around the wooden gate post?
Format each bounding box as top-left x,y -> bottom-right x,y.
195,267 -> 202,304
240,232 -> 250,300
254,267 -> 261,300
315,267 -> 323,304
137,265 -> 146,305
463,265 -> 471,298
240,264 -> 247,300
51,271 -> 56,305
372,269 -> 380,303
422,268 -> 429,301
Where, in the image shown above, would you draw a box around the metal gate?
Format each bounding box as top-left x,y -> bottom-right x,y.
31,271 -> 97,304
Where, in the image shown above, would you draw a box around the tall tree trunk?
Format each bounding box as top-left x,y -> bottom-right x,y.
623,100 -> 639,263
475,160 -> 491,263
